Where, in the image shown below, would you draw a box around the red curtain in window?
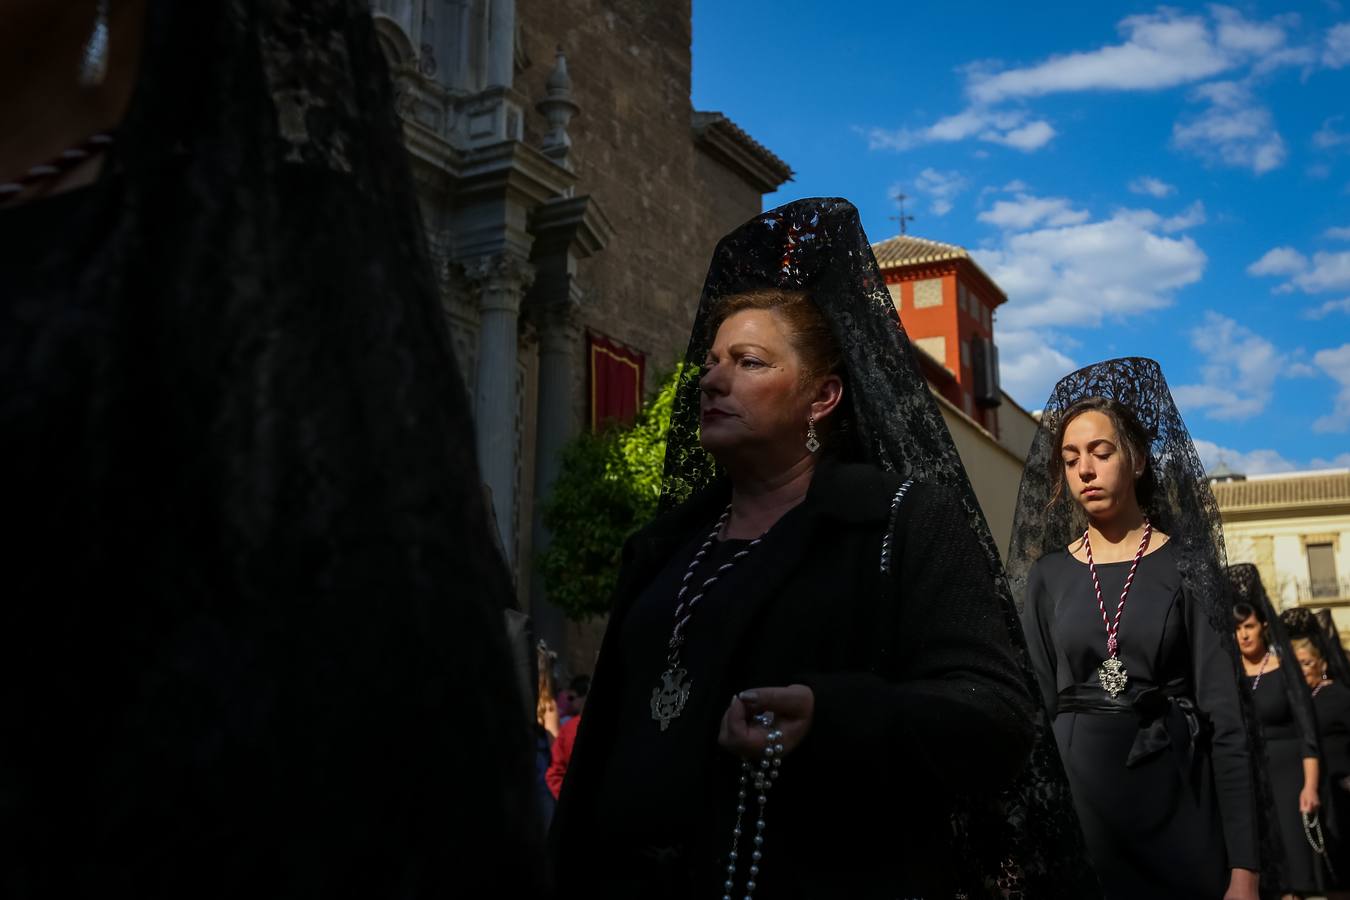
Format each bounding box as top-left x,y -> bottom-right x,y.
588,333 -> 645,430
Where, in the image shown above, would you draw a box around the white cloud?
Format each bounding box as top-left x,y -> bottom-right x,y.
996,328 -> 1078,406
1249,245 -> 1350,293
1212,5 -> 1293,55
1161,200 -> 1207,232
967,10 -> 1235,104
1325,22 -> 1350,68
975,210 -> 1207,329
1129,176 -> 1176,197
989,120 -> 1058,151
865,8 -> 1311,163
965,7 -> 1304,105
1173,311 -> 1311,421
1326,226 -> 1350,240
1193,439 -> 1298,475
1194,442 -> 1350,475
911,169 -> 969,217
1314,116 -> 1350,150
1172,81 -> 1286,174
1002,179 -> 1030,192
978,193 -> 1090,230
1311,452 -> 1350,469
1248,246 -> 1309,276
865,108 -> 1056,153
1297,252 -> 1350,292
1305,298 -> 1350,319
1313,343 -> 1350,433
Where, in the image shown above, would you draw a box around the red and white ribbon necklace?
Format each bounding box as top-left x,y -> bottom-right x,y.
1084,519 -> 1153,659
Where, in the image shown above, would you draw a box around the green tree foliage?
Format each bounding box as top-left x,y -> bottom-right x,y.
538,365 -> 696,621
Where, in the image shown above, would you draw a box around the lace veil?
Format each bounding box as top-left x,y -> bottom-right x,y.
5,1 -> 541,894
658,198 -> 1097,897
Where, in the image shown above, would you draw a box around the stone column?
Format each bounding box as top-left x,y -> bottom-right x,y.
465,253 -> 535,566
487,0 -> 515,88
529,300 -> 583,651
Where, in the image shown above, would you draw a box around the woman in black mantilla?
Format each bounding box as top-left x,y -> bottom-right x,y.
1285,606 -> 1350,897
1,2 -> 539,896
1011,361 -> 1260,899
551,198 -> 1098,899
1229,565 -> 1323,898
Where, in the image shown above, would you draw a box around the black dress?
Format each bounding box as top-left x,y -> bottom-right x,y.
552,462 -> 1036,899
1315,679 -> 1350,885
1022,542 -> 1258,899
1248,665 -> 1322,892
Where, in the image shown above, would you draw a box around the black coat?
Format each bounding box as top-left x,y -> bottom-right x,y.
551,461 -> 1035,899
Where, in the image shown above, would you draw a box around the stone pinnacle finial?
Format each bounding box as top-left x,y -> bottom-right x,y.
537,46 -> 580,168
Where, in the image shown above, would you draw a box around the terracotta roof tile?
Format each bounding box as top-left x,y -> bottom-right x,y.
870,234 -> 1007,303
1213,472 -> 1350,511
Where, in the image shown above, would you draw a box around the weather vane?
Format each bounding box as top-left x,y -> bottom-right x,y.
888,191 -> 915,235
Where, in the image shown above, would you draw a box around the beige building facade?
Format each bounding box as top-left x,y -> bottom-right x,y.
1215,469 -> 1350,635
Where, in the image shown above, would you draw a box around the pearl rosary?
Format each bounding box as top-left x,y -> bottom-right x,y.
722,711 -> 782,900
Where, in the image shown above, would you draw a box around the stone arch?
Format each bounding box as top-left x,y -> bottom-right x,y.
372,13 -> 416,71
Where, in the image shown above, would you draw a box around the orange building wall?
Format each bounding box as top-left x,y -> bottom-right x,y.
886,263 -> 1001,435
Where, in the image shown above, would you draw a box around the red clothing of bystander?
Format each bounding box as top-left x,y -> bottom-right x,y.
546,714 -> 580,799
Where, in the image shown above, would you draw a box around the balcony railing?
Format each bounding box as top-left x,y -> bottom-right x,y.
1294,577 -> 1350,603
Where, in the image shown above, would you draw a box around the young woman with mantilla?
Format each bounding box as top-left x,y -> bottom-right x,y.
1012,359 -> 1259,899
550,199 -> 1098,899
1229,564 -> 1323,898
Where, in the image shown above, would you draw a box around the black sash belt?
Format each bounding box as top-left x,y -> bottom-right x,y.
1057,679 -> 1208,775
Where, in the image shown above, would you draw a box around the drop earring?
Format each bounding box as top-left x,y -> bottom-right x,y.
805,414 -> 820,453
79,0 -> 111,87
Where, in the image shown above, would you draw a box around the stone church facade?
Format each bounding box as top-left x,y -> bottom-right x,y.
368,0 -> 792,657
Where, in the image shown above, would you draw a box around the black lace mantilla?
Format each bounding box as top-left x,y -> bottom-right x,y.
1,1 -> 540,895
1230,564 -> 1319,747
1232,563 -> 1321,891
1007,358 -> 1277,892
659,198 -> 1097,898
1284,606 -> 1350,684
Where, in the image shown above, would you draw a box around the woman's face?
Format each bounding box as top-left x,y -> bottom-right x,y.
1295,646 -> 1326,690
1060,411 -> 1140,522
1235,613 -> 1267,657
699,309 -> 832,463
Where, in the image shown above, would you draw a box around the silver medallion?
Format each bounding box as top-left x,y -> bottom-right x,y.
651,666 -> 691,731
1097,656 -> 1129,697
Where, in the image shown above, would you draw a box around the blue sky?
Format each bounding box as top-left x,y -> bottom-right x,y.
692,0 -> 1350,473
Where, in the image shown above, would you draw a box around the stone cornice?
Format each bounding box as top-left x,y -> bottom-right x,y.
456,140 -> 576,209
529,194 -> 615,260
691,111 -> 794,194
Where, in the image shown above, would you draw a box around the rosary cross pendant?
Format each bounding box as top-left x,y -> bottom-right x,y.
1098,656 -> 1128,697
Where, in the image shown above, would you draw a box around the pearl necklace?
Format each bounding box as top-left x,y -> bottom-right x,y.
650,507 -> 763,731
1249,650 -> 1272,691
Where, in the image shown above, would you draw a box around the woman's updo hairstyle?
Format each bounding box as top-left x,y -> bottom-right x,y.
706,288 -> 843,386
